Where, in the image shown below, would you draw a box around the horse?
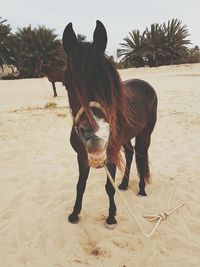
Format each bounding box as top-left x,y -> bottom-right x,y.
40,63 -> 65,97
62,20 -> 157,229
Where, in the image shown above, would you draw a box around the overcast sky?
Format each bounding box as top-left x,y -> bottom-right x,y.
1,0 -> 200,57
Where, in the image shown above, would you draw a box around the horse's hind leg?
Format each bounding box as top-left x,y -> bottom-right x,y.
68,154 -> 90,223
135,127 -> 153,196
118,141 -> 134,190
51,82 -> 57,97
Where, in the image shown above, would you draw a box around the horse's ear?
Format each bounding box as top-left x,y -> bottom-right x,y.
93,20 -> 107,53
62,23 -> 77,55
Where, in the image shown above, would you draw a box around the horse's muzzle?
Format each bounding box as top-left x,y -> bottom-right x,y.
88,151 -> 107,168
87,138 -> 107,168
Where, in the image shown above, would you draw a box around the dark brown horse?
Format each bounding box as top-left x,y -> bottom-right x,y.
62,21 -> 157,228
40,63 -> 64,97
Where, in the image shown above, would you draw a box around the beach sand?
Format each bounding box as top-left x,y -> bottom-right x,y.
0,64 -> 200,266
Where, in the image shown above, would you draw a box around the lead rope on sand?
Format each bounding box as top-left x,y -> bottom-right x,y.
104,166 -> 186,238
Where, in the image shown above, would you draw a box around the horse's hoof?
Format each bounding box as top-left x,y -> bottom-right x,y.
138,191 -> 147,198
68,213 -> 79,224
105,216 -> 117,229
105,222 -> 117,230
118,180 -> 128,191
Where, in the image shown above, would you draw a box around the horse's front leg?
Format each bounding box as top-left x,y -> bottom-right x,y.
68,154 -> 90,223
105,162 -> 117,229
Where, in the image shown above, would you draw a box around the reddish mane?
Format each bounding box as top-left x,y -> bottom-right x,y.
65,42 -> 132,167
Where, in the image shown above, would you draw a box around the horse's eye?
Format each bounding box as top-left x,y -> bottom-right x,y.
78,126 -> 92,140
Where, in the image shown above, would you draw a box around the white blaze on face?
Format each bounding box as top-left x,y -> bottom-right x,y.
88,114 -> 109,168
94,115 -> 110,142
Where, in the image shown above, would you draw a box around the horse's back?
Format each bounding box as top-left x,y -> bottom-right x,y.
124,78 -> 157,114
122,78 -> 157,140
124,79 -> 157,103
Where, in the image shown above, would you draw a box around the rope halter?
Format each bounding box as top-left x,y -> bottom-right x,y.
73,101 -> 107,125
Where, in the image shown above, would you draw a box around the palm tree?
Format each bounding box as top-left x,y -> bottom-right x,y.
187,45 -> 200,63
118,18 -> 191,68
0,17 -> 16,71
144,23 -> 166,67
117,30 -> 146,67
163,19 -> 190,64
14,25 -> 65,78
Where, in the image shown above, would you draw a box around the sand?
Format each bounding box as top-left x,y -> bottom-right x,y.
0,64 -> 200,267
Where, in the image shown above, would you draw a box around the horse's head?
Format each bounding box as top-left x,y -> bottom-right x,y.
62,21 -> 129,168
